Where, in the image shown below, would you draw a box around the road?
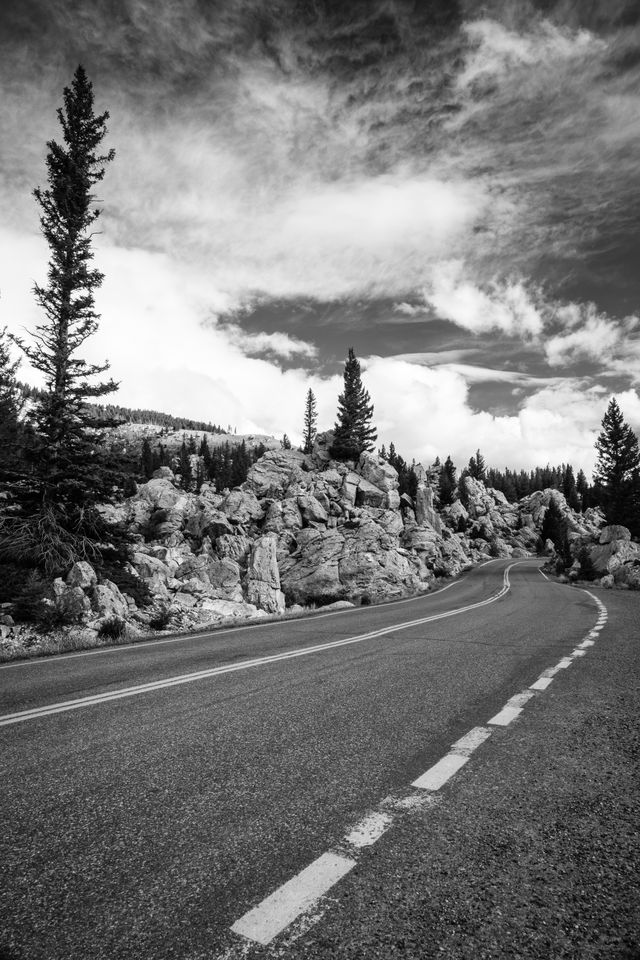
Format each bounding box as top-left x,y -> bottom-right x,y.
1,558 -> 638,959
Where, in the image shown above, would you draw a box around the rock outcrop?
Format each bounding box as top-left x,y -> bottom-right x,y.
5,437 -> 637,658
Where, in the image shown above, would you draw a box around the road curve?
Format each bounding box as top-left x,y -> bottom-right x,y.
0,559 -> 613,959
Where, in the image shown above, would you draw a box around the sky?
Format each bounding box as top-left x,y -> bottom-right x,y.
1,0 -> 640,473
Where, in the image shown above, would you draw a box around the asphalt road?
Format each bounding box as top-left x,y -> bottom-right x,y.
1,559 -> 637,959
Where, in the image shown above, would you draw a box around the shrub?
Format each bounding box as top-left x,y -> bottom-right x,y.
360,594 -> 371,606
98,616 -> 127,641
149,605 -> 172,630
12,572 -> 53,623
577,546 -> 597,581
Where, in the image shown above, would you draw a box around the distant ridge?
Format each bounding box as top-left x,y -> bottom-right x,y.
18,382 -> 228,435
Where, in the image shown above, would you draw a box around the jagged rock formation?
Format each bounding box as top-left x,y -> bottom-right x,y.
2,434 -> 637,656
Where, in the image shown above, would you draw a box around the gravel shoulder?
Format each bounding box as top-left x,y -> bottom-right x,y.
288,586 -> 640,960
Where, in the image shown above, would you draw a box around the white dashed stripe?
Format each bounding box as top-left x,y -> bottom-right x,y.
488,705 -> 522,726
450,726 -> 493,756
344,812 -> 393,849
230,853 -> 355,946
411,752 -> 469,790
530,676 -> 553,691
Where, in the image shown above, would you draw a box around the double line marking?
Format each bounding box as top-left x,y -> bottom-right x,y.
0,565 -> 515,728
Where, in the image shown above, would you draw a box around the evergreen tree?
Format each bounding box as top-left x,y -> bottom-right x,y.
468,448 -> 486,482
593,398 -> 640,531
302,388 -> 318,454
2,67 -> 120,574
178,440 -> 193,491
439,455 -> 457,506
14,66 -> 117,509
330,347 -> 377,461
0,326 -> 23,483
281,433 -> 292,450
576,468 -> 590,510
562,464 -> 580,511
540,497 -> 571,566
140,437 -> 154,480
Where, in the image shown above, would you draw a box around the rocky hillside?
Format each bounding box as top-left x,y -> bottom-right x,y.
3,432 -> 638,657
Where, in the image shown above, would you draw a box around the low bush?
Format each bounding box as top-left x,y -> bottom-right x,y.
97,616 -> 127,641
149,605 -> 172,630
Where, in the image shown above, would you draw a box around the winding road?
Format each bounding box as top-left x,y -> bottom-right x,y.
1,558 -> 638,959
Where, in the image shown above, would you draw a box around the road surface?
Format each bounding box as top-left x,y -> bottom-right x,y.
1,558 -> 638,959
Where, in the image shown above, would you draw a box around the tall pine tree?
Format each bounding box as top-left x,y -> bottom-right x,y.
302,388 -> 318,454
330,348 -> 377,461
439,455 -> 457,506
4,67 -> 118,574
593,398 -> 640,532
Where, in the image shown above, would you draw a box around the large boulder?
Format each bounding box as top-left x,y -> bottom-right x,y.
221,489 -> 265,525
136,477 -> 182,511
279,527 -> 346,605
357,452 -> 400,494
56,586 -> 91,622
589,538 -> 640,574
215,533 -> 253,563
414,482 -> 442,534
184,505 -> 234,541
244,449 -> 308,499
66,561 -> 97,590
90,581 -> 129,619
599,524 -> 631,544
355,479 -> 387,509
297,494 -> 329,526
246,535 -> 285,613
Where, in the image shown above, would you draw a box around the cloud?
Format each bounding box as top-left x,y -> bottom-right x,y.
457,18 -> 601,91
423,262 -> 544,337
545,309 -> 638,366
218,325 -> 318,360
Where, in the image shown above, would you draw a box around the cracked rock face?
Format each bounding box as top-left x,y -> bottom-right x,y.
25,444 -> 627,644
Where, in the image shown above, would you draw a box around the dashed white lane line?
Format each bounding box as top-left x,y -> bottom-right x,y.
530,676 -> 554,691
344,812 -> 394,849
0,565 -> 518,728
411,752 -> 469,790
488,705 -> 522,726
450,725 -> 493,755
230,852 -> 355,946
224,582 -> 608,952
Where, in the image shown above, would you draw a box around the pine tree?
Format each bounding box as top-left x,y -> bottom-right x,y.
0,326 -> 23,483
439,455 -> 457,506
13,66 -> 117,511
140,437 -> 154,480
468,448 -> 486,482
302,388 -> 318,454
593,398 -> 640,531
330,347 -> 377,461
562,464 -> 580,511
281,433 -> 292,450
2,67 -> 119,575
178,440 -> 193,491
576,468 -> 590,510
